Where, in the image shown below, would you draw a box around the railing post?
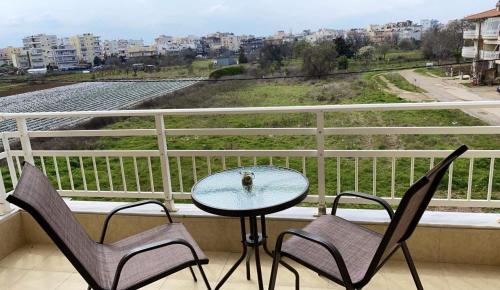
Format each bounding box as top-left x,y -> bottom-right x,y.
0,168 -> 12,215
2,133 -> 18,187
155,114 -> 177,212
16,118 -> 34,165
316,111 -> 327,215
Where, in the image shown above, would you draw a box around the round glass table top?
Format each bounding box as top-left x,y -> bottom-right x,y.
191,166 -> 309,217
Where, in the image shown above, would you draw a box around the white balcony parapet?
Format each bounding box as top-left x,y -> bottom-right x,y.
462,46 -> 477,59
463,30 -> 479,39
1,101 -> 500,214
481,50 -> 500,60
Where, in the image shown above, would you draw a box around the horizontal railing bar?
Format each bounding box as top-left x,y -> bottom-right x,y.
167,150 -> 317,157
59,190 -> 163,199
8,126 -> 497,139
26,150 -> 161,157
1,101 -> 500,119
325,126 -> 500,135
9,149 -> 500,159
166,128 -> 317,136
324,150 -> 500,158
27,129 -> 156,138
305,195 -> 500,208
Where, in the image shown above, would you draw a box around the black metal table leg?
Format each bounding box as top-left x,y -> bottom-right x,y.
215,217 -> 248,290
249,216 -> 264,290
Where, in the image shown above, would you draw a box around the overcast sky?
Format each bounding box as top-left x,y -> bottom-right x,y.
0,0 -> 496,47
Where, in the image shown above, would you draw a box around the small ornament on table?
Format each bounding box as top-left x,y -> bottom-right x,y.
240,170 -> 255,190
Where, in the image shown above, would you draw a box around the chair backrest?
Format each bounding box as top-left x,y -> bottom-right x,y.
6,163 -> 101,288
374,145 -> 468,265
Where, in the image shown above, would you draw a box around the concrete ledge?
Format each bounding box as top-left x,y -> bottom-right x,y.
4,201 -> 500,266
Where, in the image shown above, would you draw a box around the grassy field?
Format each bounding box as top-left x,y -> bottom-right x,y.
14,73 -> 499,209
383,73 -> 427,93
414,67 -> 448,78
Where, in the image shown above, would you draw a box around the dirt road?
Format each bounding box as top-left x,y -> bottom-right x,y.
398,70 -> 500,125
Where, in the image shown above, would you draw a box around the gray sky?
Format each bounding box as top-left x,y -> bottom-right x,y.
0,0 -> 495,47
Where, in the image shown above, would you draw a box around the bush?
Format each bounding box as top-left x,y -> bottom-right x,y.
209,66 -> 245,79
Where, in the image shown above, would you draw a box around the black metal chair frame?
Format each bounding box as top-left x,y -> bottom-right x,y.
268,145 -> 468,290
8,185 -> 212,290
95,200 -> 212,290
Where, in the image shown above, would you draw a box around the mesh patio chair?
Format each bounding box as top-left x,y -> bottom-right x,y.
269,145 -> 468,290
7,163 -> 212,290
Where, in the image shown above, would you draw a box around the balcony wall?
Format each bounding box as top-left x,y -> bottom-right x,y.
462,46 -> 477,59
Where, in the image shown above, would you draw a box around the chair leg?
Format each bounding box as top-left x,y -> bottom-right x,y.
280,260 -> 299,290
268,252 -> 280,290
196,264 -> 212,290
189,266 -> 198,282
401,242 -> 424,290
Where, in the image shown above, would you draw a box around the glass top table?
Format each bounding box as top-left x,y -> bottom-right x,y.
192,166 -> 309,217
191,166 -> 309,290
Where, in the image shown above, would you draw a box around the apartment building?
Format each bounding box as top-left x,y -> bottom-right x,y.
11,52 -> 30,69
420,19 -> 440,31
126,45 -> 158,58
367,21 -> 423,44
462,1 -> 500,82
69,33 -> 103,64
304,29 -> 344,44
22,34 -> 58,68
53,44 -> 78,70
103,39 -> 144,57
155,35 -> 198,53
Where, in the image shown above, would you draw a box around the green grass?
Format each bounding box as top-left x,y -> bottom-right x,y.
384,73 -> 427,93
414,68 -> 447,78
8,73 -> 498,208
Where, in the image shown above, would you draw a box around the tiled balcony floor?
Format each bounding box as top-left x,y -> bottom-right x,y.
1,244 -> 500,290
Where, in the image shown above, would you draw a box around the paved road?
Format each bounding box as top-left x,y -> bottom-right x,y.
399,70 -> 500,125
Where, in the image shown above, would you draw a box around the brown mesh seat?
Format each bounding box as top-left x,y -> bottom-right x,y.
269,145 -> 468,290
7,163 -> 211,290
282,215 -> 383,284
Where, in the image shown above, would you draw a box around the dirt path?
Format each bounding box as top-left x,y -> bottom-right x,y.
392,70 -> 500,125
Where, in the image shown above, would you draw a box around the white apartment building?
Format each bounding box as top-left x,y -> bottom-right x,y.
53,44 -> 78,70
11,52 -> 30,69
69,33 -> 103,65
420,19 -> 440,31
103,39 -> 144,57
367,21 -> 422,43
22,34 -> 58,68
155,35 -> 198,53
462,1 -> 500,81
305,29 -> 344,44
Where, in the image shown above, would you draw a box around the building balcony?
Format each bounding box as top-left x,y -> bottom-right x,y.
1,102 -> 500,289
480,50 -> 500,60
461,46 -> 477,58
463,30 -> 479,39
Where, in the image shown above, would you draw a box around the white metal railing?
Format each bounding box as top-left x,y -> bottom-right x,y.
463,30 -> 479,39
462,46 -> 477,59
1,101 -> 500,215
481,50 -> 500,60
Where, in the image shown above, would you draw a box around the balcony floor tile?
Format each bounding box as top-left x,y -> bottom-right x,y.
1,245 -> 500,289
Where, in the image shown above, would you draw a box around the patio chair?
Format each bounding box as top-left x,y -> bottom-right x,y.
6,163 -> 212,290
269,145 -> 468,290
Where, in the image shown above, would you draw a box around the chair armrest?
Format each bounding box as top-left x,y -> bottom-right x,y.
332,192 -> 394,219
99,200 -> 172,244
276,229 -> 352,286
111,238 -> 200,290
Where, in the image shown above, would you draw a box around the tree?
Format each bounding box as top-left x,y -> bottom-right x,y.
398,38 -> 417,50
259,44 -> 285,70
293,40 -> 311,58
337,55 -> 349,70
93,56 -> 103,66
358,46 -> 376,64
334,37 -> 352,57
346,30 -> 371,55
301,41 -> 338,77
421,20 -> 464,62
238,46 -> 248,64
376,43 -> 391,60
